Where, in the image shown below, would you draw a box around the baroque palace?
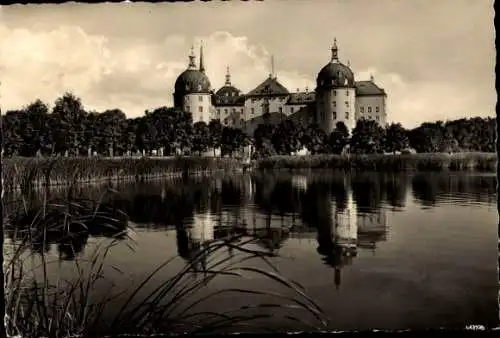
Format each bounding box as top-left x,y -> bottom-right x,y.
173,39 -> 387,135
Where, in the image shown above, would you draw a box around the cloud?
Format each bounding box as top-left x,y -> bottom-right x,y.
0,22 -> 494,129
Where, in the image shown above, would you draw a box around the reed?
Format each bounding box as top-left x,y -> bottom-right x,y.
4,183 -> 329,337
2,156 -> 244,193
255,152 -> 497,172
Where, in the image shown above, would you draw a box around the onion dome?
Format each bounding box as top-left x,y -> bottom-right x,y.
316,38 -> 355,89
174,45 -> 211,95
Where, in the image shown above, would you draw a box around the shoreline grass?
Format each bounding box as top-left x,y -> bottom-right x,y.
4,184 -> 330,337
255,152 -> 497,172
3,152 -> 496,193
2,156 -> 245,193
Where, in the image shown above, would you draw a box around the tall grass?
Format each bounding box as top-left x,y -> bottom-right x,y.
2,156 -> 244,193
256,152 -> 497,172
4,176 -> 329,336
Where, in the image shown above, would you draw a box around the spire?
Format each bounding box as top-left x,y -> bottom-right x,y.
199,41 -> 205,73
225,65 -> 231,86
331,38 -> 339,62
269,54 -> 276,79
188,45 -> 196,69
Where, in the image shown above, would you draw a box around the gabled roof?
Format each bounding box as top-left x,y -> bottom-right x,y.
355,81 -> 386,96
287,91 -> 316,105
246,76 -> 290,97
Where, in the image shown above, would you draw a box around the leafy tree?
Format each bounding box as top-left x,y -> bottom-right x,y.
301,124 -> 328,154
350,119 -> 385,154
271,119 -> 303,155
51,92 -> 87,156
2,110 -> 24,156
97,109 -> 127,157
253,122 -> 277,158
384,123 -> 409,154
192,121 -> 210,155
327,122 -> 350,154
221,126 -> 247,157
208,119 -> 223,156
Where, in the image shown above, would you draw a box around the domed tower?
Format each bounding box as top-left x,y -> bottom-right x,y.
213,66 -> 245,126
173,44 -> 213,123
315,39 -> 356,134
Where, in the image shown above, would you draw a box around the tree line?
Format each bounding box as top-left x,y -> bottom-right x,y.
1,92 -> 496,158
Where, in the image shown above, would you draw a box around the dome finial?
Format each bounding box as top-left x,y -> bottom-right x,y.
331,38 -> 339,62
188,45 -> 196,69
199,41 -> 205,73
370,73 -> 374,82
347,60 -> 351,67
225,65 -> 231,86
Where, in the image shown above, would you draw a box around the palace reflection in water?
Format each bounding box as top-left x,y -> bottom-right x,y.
5,171 -> 497,329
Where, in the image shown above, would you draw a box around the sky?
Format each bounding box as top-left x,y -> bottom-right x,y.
0,0 -> 495,128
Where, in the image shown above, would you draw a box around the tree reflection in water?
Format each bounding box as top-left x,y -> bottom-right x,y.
7,172 -> 496,275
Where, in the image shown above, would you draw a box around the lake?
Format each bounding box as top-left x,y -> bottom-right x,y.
4,171 -> 498,332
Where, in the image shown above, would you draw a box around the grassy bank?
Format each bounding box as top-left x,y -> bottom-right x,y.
2,156 -> 244,192
255,152 -> 497,172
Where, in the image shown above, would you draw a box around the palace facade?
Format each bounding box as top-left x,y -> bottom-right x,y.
173,39 -> 387,135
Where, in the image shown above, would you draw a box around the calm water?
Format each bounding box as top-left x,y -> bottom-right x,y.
5,171 -> 498,331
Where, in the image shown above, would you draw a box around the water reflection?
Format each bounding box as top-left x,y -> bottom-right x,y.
6,172 -> 496,268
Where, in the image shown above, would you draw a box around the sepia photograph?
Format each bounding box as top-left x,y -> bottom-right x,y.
0,0 -> 497,335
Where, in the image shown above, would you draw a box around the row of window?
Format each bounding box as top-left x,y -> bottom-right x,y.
185,96 -> 205,102
250,97 -> 287,103
216,105 -> 306,116
360,106 -> 380,113
185,106 -> 205,113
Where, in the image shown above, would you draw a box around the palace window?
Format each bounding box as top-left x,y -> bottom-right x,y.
345,101 -> 349,107
360,106 -> 364,113
376,116 -> 380,121
279,107 -> 283,113
224,118 -> 228,125
290,107 -> 294,114
333,111 -> 337,119
333,101 -> 336,107
199,106 -> 203,113
368,107 -> 372,113
251,108 -> 255,114
333,91 -> 336,96
226,92 -> 229,97
199,96 -> 203,102
345,112 -> 349,119
346,90 -> 349,96
376,106 -> 380,113
224,109 -> 228,115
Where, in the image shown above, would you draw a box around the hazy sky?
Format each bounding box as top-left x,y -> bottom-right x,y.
0,0 -> 495,128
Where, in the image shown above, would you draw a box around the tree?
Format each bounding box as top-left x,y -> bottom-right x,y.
301,124 -> 328,155
350,119 -> 385,154
384,123 -> 409,154
208,119 -> 223,156
98,109 -> 127,157
253,122 -> 277,158
1,110 -> 24,156
192,121 -> 210,155
51,92 -> 87,156
327,122 -> 350,154
271,119 -> 303,155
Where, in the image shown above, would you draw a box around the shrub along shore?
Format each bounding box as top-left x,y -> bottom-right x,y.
2,152 -> 497,193
256,152 -> 497,172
